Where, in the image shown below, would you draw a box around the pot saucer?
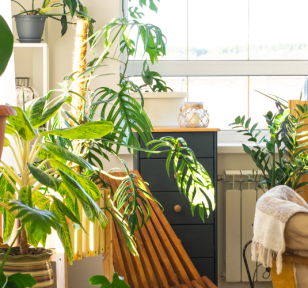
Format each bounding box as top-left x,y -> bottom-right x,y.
17,39 -> 44,43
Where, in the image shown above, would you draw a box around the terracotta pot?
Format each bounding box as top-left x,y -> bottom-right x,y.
0,105 -> 16,161
0,248 -> 54,288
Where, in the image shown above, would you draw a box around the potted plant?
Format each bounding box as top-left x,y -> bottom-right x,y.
0,2 -> 217,286
229,101 -> 308,191
129,60 -> 188,126
11,0 -> 94,42
48,0 -> 216,226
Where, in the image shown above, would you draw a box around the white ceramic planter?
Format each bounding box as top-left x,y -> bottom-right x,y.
130,92 -> 188,126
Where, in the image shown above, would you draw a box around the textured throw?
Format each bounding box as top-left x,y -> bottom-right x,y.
251,185 -> 308,274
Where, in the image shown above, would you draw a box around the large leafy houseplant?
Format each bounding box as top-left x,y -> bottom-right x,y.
230,99 -> 308,191
49,0 -> 215,230
0,1 -> 216,286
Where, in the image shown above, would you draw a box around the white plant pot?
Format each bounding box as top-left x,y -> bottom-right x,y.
130,92 -> 188,126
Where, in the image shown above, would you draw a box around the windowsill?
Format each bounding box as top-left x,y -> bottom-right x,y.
117,142 -> 266,155
117,130 -> 270,155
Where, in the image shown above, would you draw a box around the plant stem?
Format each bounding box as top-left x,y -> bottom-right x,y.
20,227 -> 28,255
122,0 -> 125,18
32,0 -> 34,11
271,138 -> 276,188
0,224 -> 24,271
11,0 -> 28,14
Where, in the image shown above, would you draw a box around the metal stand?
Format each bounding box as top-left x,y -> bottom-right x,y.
243,240 -> 271,288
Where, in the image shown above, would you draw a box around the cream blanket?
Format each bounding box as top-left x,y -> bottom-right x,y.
251,185 -> 308,274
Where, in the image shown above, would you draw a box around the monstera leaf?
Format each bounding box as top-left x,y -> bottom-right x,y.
89,273 -> 130,288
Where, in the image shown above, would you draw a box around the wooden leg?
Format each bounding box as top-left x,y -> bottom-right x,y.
102,189 -> 113,282
56,252 -> 68,288
103,251 -> 113,282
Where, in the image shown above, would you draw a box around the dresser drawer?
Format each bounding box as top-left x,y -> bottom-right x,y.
140,132 -> 214,159
140,158 -> 214,192
152,192 -> 214,224
171,225 -> 214,257
191,258 -> 215,284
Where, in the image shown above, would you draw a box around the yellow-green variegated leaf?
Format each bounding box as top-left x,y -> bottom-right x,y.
3,191 -> 15,243
58,170 -> 108,229
33,191 -> 50,210
5,124 -> 16,136
27,163 -> 61,191
50,160 -> 100,201
27,95 -> 72,128
41,120 -> 113,140
3,137 -> 10,147
50,196 -> 85,232
18,186 -> 39,247
41,142 -> 93,170
7,107 -> 36,141
50,202 -> 73,264
32,191 -> 50,247
0,174 -> 7,213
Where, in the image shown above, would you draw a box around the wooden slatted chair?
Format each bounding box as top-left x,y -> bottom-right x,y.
271,251 -> 308,288
101,171 -> 217,288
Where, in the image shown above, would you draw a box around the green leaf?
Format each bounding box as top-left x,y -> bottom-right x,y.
245,118 -> 251,129
89,273 -> 130,288
242,144 -> 252,155
58,170 -> 108,229
27,163 -> 61,191
7,273 -> 36,288
3,192 -> 15,244
41,120 -> 113,139
9,199 -> 58,243
50,160 -> 100,201
7,107 -> 36,141
50,202 -> 74,264
61,15 -> 68,36
64,0 -> 78,17
250,123 -> 258,134
41,142 -> 94,170
0,16 -> 14,77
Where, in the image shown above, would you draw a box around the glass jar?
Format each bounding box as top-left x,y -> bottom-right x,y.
178,102 -> 210,128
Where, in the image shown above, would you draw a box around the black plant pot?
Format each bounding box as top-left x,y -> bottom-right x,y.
15,15 -> 47,43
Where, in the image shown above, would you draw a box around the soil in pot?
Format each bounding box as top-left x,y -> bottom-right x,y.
0,247 -> 54,288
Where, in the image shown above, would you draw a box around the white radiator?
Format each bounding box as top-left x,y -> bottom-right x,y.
224,170 -> 271,283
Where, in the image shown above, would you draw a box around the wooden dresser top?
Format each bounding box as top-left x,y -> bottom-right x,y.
152,126 -> 220,132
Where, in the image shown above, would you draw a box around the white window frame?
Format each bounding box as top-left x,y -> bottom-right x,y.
123,1 -> 308,144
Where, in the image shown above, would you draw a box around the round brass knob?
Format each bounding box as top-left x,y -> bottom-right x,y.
174,205 -> 182,213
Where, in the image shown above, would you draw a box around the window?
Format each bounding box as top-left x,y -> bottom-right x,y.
126,0 -> 308,131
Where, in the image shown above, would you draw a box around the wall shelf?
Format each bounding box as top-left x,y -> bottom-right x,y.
13,43 -> 49,97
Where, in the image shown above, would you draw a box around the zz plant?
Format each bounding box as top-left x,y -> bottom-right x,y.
230,101 -> 308,191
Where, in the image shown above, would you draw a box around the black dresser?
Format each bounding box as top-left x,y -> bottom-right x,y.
133,126 -> 218,285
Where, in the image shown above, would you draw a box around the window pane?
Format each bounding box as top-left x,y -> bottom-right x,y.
128,0 -> 187,60
249,0 -> 308,60
188,0 -> 248,60
249,76 -> 303,128
188,77 -> 248,129
129,77 -> 188,92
